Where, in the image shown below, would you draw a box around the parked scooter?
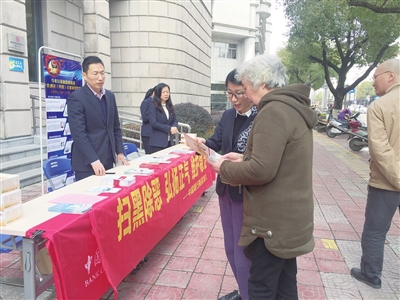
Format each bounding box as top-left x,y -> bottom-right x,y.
348,120 -> 368,151
326,112 -> 364,138
314,109 -> 333,133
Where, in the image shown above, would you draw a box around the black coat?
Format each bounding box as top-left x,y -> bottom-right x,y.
67,84 -> 124,172
206,107 -> 257,201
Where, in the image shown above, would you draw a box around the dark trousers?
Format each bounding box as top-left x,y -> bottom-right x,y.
141,136 -> 152,154
150,141 -> 171,154
361,185 -> 400,278
244,238 -> 298,300
219,189 -> 251,300
74,148 -> 114,181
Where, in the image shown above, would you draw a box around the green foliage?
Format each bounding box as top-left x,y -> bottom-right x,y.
282,0 -> 400,109
314,91 -> 323,102
174,102 -> 215,139
278,47 -> 325,89
356,81 -> 375,99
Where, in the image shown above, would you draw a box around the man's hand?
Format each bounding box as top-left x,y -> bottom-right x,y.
117,153 -> 130,166
91,160 -> 106,176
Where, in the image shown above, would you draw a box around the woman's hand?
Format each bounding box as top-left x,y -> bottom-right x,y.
170,127 -> 178,134
207,156 -> 224,174
196,137 -> 206,144
222,152 -> 243,162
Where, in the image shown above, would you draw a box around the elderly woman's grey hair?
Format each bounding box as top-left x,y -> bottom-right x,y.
236,54 -> 288,90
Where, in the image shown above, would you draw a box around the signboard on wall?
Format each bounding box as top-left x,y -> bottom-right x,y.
8,33 -> 25,53
43,54 -> 82,190
8,57 -> 24,72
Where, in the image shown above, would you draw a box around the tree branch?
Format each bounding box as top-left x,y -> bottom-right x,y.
348,0 -> 400,13
309,55 -> 339,73
347,43 -> 391,91
335,37 -> 344,60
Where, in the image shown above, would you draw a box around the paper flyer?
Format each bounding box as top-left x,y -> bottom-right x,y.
182,133 -> 221,162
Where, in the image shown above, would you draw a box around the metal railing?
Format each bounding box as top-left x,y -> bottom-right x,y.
117,110 -> 192,149
30,98 -> 191,148
31,94 -> 45,136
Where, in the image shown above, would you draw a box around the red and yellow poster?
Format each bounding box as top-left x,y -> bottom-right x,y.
27,153 -> 215,300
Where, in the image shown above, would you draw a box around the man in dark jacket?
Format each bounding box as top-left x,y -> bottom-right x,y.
68,56 -> 129,180
208,54 -> 318,299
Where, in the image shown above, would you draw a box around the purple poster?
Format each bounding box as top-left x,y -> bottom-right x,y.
43,54 -> 82,190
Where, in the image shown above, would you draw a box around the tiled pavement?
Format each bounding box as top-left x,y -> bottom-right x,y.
1,131 -> 399,300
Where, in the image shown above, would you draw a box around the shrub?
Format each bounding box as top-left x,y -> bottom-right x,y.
175,102 -> 215,139
121,123 -> 141,147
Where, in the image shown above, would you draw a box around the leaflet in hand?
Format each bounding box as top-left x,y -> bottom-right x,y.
182,133 -> 221,162
48,203 -> 92,214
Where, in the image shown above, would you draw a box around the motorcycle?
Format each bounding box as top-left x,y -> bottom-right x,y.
325,112 -> 365,138
348,120 -> 368,151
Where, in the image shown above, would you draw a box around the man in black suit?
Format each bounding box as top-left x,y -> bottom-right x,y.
68,56 -> 129,181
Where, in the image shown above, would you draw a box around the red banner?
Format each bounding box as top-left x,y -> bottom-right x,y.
27,153 -> 215,299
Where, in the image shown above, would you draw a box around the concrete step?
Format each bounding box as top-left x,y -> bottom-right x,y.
0,136 -> 46,188
18,167 -> 44,188
1,153 -> 46,175
0,136 -> 35,149
0,144 -> 45,162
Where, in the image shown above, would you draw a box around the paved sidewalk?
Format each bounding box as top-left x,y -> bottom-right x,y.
1,131 -> 399,299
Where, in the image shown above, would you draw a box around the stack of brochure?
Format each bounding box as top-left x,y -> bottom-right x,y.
86,186 -> 121,193
124,168 -> 154,176
101,175 -> 136,187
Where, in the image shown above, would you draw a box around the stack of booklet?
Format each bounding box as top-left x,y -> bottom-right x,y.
47,193 -> 107,214
48,203 -> 93,214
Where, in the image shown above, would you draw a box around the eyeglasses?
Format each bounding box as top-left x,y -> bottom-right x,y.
224,90 -> 246,99
371,71 -> 391,81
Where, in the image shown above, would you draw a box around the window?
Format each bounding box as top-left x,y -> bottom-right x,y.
211,83 -> 229,111
26,0 -> 44,82
212,42 -> 237,59
211,93 -> 228,111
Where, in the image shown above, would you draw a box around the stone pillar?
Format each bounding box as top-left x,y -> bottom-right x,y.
244,37 -> 256,62
83,0 -> 111,89
258,1 -> 271,55
0,0 -> 32,139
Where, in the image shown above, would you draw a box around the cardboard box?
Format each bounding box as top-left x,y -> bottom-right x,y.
0,173 -> 20,194
0,189 -> 22,211
20,246 -> 53,275
0,204 -> 23,226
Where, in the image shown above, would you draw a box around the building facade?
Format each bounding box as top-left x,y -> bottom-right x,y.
0,0 -> 212,139
210,0 -> 271,110
0,0 -> 271,140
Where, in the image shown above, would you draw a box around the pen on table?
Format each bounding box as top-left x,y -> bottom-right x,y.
105,172 -> 116,174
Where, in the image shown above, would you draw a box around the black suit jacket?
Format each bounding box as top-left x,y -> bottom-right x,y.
206,107 -> 257,201
140,97 -> 153,137
148,102 -> 178,148
67,84 -> 124,172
